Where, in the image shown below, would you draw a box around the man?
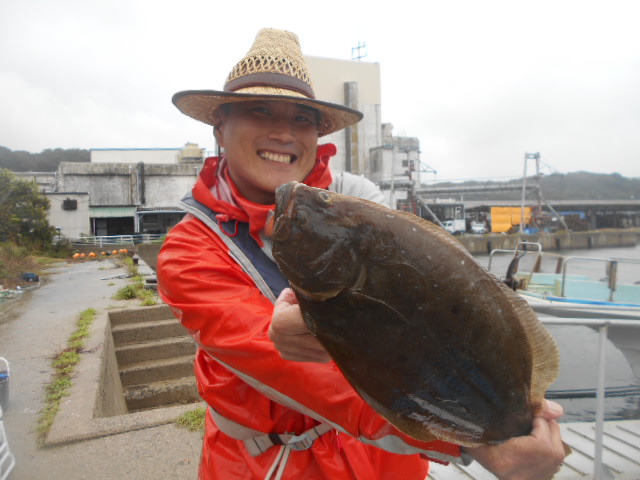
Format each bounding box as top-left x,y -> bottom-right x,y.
158,28 -> 566,479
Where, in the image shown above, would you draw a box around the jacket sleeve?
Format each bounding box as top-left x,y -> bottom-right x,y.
157,215 -> 462,462
330,171 -> 387,206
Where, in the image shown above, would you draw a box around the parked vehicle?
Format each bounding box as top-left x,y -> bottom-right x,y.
470,222 -> 486,234
443,219 -> 466,235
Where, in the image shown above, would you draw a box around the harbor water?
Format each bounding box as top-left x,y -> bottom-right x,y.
474,244 -> 640,423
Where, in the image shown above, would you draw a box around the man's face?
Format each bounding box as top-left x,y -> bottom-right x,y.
215,100 -> 320,204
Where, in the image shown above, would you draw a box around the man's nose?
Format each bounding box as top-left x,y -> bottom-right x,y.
268,115 -> 296,141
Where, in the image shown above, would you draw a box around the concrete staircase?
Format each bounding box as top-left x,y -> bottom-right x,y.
110,305 -> 201,412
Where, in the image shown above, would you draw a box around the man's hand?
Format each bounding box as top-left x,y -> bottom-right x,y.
268,288 -> 331,363
463,399 -> 567,480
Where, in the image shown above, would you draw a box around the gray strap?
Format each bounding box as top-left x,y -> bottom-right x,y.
209,407 -> 332,457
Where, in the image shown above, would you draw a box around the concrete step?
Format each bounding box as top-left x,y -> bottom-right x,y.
109,304 -> 174,327
124,376 -> 201,412
111,318 -> 187,345
119,355 -> 195,387
115,336 -> 196,366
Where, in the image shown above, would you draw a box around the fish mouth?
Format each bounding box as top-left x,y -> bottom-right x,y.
258,150 -> 297,164
293,283 -> 345,302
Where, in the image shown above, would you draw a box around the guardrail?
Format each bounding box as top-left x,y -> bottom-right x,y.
560,255 -> 640,300
488,242 -> 640,302
538,317 -> 640,479
65,234 -> 165,247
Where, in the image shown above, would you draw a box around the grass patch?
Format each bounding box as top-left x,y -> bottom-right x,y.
113,271 -> 157,306
176,406 -> 206,432
36,307 -> 97,444
121,256 -> 139,276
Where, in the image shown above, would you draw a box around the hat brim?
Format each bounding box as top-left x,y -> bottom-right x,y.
172,90 -> 363,137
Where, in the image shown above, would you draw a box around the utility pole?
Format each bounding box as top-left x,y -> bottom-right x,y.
521,152 -> 540,233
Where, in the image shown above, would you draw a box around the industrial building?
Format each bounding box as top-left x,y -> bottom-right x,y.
16,56 -> 421,240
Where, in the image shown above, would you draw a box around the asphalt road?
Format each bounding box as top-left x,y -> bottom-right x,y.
0,259 -> 201,479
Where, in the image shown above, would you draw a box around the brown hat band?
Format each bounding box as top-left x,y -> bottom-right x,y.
224,72 -> 316,99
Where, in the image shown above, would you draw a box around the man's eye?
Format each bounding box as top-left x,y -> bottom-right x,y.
251,106 -> 270,115
296,114 -> 315,124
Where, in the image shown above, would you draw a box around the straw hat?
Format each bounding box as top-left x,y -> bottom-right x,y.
172,28 -> 363,137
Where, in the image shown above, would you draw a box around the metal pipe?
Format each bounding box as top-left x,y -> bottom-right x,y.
520,154 -> 528,233
559,255 -> 636,298
594,324 -> 608,479
539,317 -> 639,327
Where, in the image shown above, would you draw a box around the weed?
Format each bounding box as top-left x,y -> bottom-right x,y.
176,407 -> 206,432
113,275 -> 158,306
140,291 -> 157,306
36,307 -> 97,444
113,284 -> 141,300
51,350 -> 80,374
121,256 -> 139,276
0,241 -> 40,288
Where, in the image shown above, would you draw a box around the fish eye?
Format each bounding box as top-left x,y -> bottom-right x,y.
317,191 -> 332,206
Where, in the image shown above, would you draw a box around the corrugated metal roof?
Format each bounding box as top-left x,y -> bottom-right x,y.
428,420 -> 640,479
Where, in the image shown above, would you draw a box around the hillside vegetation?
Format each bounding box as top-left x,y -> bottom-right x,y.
0,146 -> 89,172
425,172 -> 640,201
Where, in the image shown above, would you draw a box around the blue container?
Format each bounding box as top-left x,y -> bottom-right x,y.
0,357 -> 9,412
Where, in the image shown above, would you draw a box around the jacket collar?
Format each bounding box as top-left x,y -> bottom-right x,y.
191,143 -> 336,246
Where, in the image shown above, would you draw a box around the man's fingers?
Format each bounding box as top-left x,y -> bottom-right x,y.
269,288 -> 331,363
538,399 -> 564,420
273,287 -> 297,314
279,345 -> 331,363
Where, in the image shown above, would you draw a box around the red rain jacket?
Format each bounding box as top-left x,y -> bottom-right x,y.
157,152 -> 463,479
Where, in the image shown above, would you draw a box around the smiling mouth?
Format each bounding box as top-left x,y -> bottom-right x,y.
259,150 -> 296,164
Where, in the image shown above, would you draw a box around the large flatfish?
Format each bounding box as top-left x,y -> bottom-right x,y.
272,181 -> 559,446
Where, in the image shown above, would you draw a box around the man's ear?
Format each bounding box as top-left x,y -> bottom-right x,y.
212,108 -> 226,146
213,124 -> 222,145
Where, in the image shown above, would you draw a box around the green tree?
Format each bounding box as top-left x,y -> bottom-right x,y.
0,169 -> 57,249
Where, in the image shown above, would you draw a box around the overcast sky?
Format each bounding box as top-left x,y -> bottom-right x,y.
1,0 -> 639,182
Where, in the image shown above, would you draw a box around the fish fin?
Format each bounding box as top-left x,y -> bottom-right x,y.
503,283 -> 560,404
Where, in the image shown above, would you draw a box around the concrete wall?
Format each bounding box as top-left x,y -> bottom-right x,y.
96,315 -> 128,417
56,162 -> 199,208
58,163 -> 139,205
46,193 -> 91,237
143,164 -> 200,207
91,149 -> 180,164
458,230 -> 639,255
307,56 -> 381,105
306,56 -> 382,176
14,171 -> 57,192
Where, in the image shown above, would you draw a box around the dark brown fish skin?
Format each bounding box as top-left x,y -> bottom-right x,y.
272,181 -> 536,446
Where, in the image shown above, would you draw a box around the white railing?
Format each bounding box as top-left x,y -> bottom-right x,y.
560,255 -> 640,300
65,234 -> 165,246
539,317 -> 640,479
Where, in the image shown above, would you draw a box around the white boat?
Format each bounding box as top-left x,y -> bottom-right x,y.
488,242 -> 640,378
479,242 -> 640,479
